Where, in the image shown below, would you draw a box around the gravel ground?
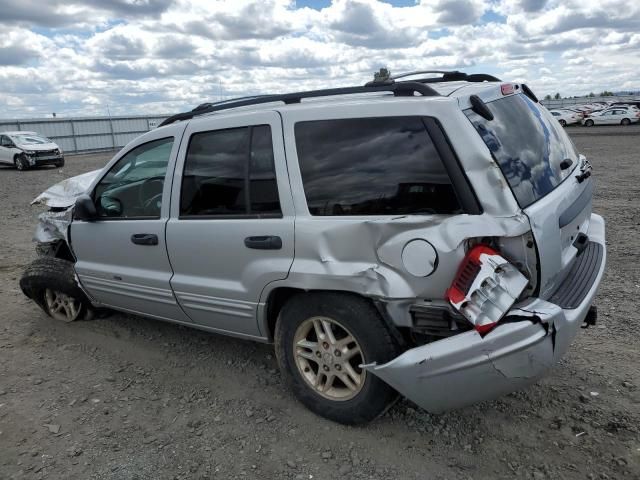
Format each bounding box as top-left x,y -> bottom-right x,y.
0,125 -> 639,480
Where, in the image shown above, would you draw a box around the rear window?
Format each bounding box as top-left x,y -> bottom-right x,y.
180,125 -> 281,217
465,94 -> 579,208
294,116 -> 462,216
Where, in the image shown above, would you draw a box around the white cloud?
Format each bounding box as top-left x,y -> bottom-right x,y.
0,0 -> 639,117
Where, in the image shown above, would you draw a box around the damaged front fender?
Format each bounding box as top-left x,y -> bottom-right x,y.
34,208 -> 74,244
31,169 -> 100,209
31,170 -> 101,244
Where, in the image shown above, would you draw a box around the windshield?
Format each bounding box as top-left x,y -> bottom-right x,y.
465,93 -> 579,208
12,134 -> 52,145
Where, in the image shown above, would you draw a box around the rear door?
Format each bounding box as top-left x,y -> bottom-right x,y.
71,125 -> 191,323
165,112 -> 294,339
465,93 -> 593,298
613,109 -> 629,123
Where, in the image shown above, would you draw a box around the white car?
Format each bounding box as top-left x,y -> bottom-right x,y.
0,131 -> 65,171
582,107 -> 640,126
549,109 -> 581,126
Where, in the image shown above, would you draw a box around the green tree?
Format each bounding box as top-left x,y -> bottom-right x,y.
544,94 -> 552,100
554,92 -> 561,99
588,92 -> 595,97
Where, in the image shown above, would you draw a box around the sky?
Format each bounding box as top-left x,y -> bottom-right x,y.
1,0 -> 639,118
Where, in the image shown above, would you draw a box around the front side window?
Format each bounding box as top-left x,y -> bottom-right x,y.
180,125 -> 281,217
294,116 -> 461,216
94,137 -> 173,219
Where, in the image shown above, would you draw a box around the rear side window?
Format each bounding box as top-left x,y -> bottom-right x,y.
180,125 -> 281,217
294,117 -> 462,216
465,94 -> 579,208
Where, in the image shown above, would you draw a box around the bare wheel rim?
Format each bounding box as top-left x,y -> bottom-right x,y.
44,288 -> 81,322
293,316 -> 366,401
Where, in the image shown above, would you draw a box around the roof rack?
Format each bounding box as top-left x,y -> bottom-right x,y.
159,80 -> 439,127
158,68 -> 501,127
390,70 -> 502,84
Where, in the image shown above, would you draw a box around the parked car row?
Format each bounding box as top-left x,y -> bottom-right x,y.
549,100 -> 640,127
0,131 -> 64,170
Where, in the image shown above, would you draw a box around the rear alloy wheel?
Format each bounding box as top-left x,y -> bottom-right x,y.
14,154 -> 30,171
621,118 -> 631,126
293,316 -> 365,401
559,119 -> 567,127
275,292 -> 400,425
585,119 -> 594,127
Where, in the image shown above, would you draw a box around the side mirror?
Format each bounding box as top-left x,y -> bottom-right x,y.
73,194 -> 97,221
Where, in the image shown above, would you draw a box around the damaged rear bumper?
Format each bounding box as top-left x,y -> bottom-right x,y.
366,214 -> 606,413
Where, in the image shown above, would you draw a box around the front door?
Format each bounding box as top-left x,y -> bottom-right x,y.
600,111 -> 615,124
70,125 -> 191,323
165,112 -> 295,338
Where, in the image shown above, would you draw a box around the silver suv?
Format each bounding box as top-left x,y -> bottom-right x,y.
20,70 -> 606,424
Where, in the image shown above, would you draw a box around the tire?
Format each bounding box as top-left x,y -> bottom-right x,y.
621,118 -> 631,126
585,119 -> 594,127
14,154 -> 29,171
559,119 -> 566,127
275,292 -> 399,425
20,257 -> 93,322
55,158 -> 65,168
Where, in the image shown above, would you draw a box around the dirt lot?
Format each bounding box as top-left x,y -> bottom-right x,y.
0,125 -> 639,480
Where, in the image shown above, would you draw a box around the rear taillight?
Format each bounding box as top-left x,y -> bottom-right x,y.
446,245 -> 529,336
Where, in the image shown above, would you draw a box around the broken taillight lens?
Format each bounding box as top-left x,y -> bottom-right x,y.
446,245 -> 529,336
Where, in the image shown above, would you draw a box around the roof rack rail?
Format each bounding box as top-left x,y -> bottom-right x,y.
159,80 -> 440,127
390,70 -> 501,84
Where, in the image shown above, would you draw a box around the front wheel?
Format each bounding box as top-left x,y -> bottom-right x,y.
54,158 -> 65,168
621,118 -> 631,126
14,154 -> 30,171
275,292 -> 399,424
20,257 -> 93,322
559,119 -> 567,127
584,119 -> 594,127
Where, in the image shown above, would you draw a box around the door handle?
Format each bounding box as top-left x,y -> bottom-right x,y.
244,236 -> 282,250
131,233 -> 158,246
